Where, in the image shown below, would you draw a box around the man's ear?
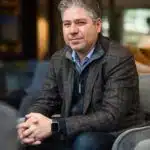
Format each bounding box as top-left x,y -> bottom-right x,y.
96,18 -> 102,33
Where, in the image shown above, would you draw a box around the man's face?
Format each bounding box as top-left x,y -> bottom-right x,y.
62,7 -> 101,53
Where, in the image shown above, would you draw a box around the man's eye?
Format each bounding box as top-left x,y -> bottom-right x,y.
78,22 -> 86,25
64,23 -> 70,27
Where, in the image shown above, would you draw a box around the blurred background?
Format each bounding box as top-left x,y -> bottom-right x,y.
0,0 -> 150,110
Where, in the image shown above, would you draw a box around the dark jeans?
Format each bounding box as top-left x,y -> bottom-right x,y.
21,132 -> 116,150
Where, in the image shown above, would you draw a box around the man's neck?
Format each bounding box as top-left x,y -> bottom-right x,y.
77,52 -> 88,62
76,45 -> 96,62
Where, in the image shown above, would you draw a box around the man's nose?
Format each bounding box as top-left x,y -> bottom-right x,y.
70,24 -> 79,34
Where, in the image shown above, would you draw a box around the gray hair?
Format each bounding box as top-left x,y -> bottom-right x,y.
58,0 -> 101,20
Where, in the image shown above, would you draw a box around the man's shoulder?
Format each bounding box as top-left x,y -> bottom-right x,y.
49,46 -> 71,72
51,47 -> 67,60
50,46 -> 70,64
106,39 -> 133,59
100,36 -> 134,70
99,35 -> 132,60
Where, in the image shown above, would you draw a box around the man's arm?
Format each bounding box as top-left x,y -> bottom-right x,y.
17,54 -> 63,145
64,54 -> 139,137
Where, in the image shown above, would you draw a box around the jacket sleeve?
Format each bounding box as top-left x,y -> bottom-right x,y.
28,57 -> 62,117
65,54 -> 139,137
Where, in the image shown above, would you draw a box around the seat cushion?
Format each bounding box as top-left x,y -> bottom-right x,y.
134,139 -> 150,150
112,126 -> 150,150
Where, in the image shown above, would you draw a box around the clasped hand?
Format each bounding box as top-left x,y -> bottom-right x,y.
17,113 -> 52,145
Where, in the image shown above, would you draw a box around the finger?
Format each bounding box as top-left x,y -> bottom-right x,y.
31,140 -> 42,145
21,137 -> 35,144
18,128 -> 26,139
17,122 -> 30,129
26,113 -> 39,119
25,113 -> 33,118
17,128 -> 24,135
26,117 -> 38,125
27,128 -> 43,140
17,118 -> 38,130
22,125 -> 36,138
25,131 -> 41,143
28,130 -> 43,141
28,130 -> 36,139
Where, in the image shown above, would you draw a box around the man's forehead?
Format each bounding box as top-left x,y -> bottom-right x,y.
62,7 -> 91,20
63,18 -> 88,22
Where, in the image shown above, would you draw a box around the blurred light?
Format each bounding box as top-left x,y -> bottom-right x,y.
37,17 -> 49,60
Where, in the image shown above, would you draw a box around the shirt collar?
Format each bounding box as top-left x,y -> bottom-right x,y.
72,46 -> 95,63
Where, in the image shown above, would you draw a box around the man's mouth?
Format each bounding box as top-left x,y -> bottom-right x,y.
70,38 -> 82,41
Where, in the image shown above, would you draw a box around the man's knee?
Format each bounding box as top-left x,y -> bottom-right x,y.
73,132 -> 115,150
73,132 -> 96,150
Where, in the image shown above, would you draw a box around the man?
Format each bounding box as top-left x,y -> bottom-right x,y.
17,0 -> 144,149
